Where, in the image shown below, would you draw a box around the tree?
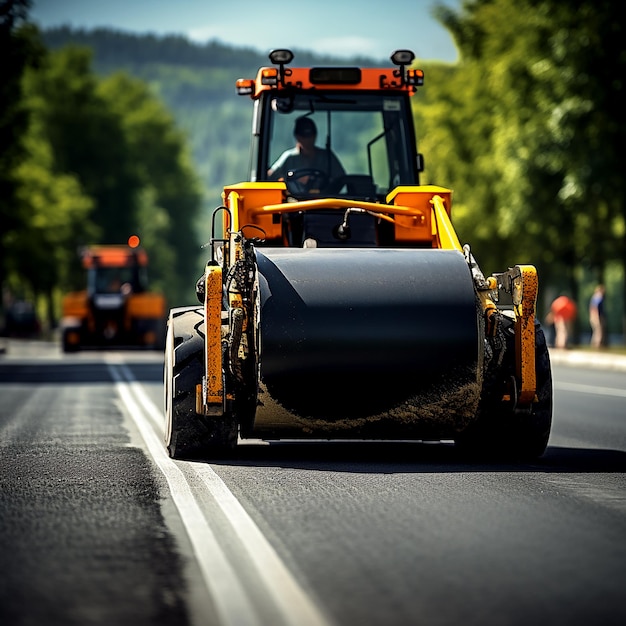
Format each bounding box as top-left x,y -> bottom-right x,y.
0,0 -> 42,317
28,45 -> 143,244
414,61 -> 513,276
4,31 -> 97,326
429,0 -> 626,329
98,72 -> 204,305
19,43 -> 203,310
11,133 -> 94,327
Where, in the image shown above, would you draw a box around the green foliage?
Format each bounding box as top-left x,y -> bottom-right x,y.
424,0 -> 626,326
26,45 -> 143,243
0,1 -> 45,312
414,60 -> 511,274
11,132 -> 95,295
97,71 -> 204,304
2,19 -> 205,323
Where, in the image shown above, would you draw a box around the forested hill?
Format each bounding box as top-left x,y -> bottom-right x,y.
42,27 -> 268,73
41,27 -> 391,208
42,27 -> 388,72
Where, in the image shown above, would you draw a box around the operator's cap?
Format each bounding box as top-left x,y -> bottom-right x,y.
294,116 -> 317,137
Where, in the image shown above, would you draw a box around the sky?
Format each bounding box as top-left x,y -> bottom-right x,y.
28,0 -> 460,63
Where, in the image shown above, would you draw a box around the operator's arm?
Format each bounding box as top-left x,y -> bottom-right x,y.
267,149 -> 296,180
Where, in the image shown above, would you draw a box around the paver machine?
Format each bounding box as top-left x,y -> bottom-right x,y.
61,239 -> 166,351
164,49 -> 552,460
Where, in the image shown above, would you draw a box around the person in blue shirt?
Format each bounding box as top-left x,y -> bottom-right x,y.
268,116 -> 345,186
589,284 -> 607,347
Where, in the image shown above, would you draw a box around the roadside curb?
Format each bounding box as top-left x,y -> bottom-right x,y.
548,348 -> 626,372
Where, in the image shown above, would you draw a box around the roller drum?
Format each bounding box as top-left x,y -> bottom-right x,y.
255,247 -> 482,438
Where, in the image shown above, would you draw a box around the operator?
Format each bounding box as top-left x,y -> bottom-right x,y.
268,116 -> 345,183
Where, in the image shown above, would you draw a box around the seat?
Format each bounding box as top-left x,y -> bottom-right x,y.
330,174 -> 377,199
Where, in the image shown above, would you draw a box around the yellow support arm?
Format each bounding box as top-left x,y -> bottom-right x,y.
510,265 -> 538,406
431,195 -> 462,250
199,262 -> 224,414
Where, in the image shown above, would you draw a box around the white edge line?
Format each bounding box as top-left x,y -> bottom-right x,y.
192,462 -> 331,626
117,362 -> 162,430
107,363 -> 262,626
114,363 -> 332,626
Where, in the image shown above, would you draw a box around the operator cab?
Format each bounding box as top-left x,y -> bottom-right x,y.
234,49 -> 427,248
258,91 -> 420,202
244,49 -> 423,202
83,247 -> 148,318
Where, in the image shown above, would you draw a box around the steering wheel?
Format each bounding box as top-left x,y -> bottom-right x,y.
285,168 -> 329,195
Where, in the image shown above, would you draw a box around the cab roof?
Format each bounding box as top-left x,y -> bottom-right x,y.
236,49 -> 424,100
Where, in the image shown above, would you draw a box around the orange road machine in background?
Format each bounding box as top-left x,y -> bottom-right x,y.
163,49 -> 553,461
61,238 -> 166,352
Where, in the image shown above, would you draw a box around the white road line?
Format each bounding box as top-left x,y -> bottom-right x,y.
108,364 -> 261,626
116,361 -> 162,430
109,363 -> 331,626
191,462 -> 331,626
554,381 -> 626,398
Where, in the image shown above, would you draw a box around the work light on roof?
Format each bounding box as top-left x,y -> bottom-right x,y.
391,50 -> 415,65
269,49 -> 294,65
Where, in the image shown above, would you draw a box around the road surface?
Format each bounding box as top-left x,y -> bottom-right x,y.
1,339 -> 625,626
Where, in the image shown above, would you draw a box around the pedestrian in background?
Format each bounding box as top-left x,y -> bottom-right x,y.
589,284 -> 607,348
548,295 -> 577,349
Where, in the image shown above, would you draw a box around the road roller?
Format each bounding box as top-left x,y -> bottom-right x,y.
61,240 -> 166,352
164,49 -> 552,460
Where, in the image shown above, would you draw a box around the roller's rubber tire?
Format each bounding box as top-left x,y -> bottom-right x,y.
456,324 -> 553,461
164,307 -> 238,460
